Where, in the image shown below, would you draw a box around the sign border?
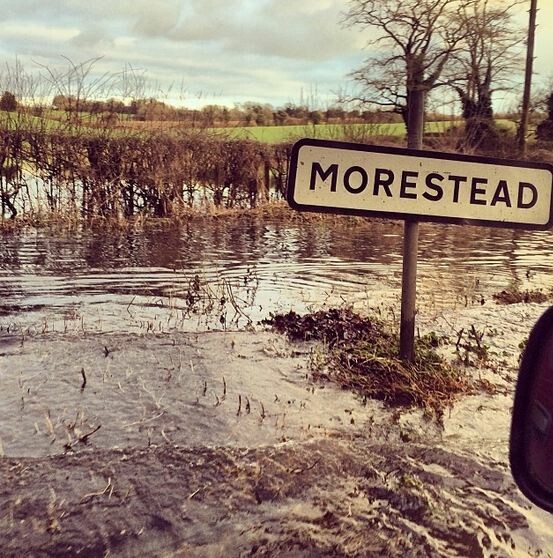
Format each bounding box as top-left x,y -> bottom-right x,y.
286,137 -> 553,231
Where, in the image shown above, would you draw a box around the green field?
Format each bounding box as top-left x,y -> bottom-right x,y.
0,112 -> 450,140
215,120 -> 470,143
0,109 -> 517,144
218,119 -> 516,144
218,122 -> 408,143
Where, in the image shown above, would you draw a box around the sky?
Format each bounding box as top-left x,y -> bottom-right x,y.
0,0 -> 551,110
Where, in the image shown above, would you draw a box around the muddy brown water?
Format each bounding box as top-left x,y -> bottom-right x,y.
1,216 -> 553,556
1,217 -> 553,333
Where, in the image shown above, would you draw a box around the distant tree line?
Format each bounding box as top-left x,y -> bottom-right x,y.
48,94 -> 403,127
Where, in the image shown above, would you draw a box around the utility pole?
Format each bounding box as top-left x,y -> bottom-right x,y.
518,0 -> 538,156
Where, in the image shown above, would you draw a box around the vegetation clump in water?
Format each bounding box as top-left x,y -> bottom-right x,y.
492,288 -> 550,305
265,308 -> 495,417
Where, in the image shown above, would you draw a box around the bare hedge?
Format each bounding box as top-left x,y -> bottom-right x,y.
0,128 -> 293,219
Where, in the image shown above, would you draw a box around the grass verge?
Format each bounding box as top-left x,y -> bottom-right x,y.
264,308 -> 496,418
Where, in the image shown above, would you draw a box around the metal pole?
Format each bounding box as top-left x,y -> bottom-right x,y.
399,88 -> 425,362
399,219 -> 419,361
518,0 -> 538,156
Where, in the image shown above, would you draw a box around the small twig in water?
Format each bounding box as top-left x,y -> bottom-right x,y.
79,424 -> 101,444
44,412 -> 56,441
64,425 -> 101,451
127,296 -> 136,317
80,477 -> 113,504
455,329 -> 465,350
122,411 -> 164,429
188,485 -> 207,500
290,458 -> 321,474
80,368 -> 87,391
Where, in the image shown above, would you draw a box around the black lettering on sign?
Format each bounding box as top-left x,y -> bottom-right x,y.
423,173 -> 444,201
400,171 -> 418,199
344,166 -> 368,194
490,180 -> 512,207
310,163 -> 338,191
470,177 -> 488,205
518,182 -> 538,209
373,168 -> 394,197
449,175 -> 467,203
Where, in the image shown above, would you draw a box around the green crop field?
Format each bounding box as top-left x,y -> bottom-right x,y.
220,119 -> 517,144
215,120 -> 472,143
218,122 -> 406,143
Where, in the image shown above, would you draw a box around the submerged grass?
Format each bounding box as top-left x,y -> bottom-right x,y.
0,200 -> 404,233
265,308 -> 495,417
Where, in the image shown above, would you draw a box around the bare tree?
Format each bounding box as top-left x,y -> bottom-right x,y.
449,0 -> 525,149
37,56 -> 124,127
345,57 -> 409,123
342,0 -> 475,140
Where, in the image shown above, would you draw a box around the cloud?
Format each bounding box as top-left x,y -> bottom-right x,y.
0,0 -> 366,107
163,0 -> 363,62
70,26 -> 114,49
132,1 -> 182,36
3,22 -> 79,43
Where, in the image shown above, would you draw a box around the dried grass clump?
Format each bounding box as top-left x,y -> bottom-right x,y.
266,308 -> 495,417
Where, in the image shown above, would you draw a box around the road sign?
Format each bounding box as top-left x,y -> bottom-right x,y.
287,138 -> 553,230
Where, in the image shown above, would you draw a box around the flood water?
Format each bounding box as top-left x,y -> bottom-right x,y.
1,216 -> 552,333
2,215 -> 553,556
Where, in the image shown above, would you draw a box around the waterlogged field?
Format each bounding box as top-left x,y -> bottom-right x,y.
0,104 -> 545,555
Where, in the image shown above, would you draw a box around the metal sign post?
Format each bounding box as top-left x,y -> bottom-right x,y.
399,219 -> 418,361
399,90 -> 424,362
286,138 -> 553,362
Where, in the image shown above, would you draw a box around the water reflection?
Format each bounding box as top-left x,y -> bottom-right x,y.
0,217 -> 552,331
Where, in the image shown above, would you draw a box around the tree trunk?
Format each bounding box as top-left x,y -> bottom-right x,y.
407,88 -> 425,149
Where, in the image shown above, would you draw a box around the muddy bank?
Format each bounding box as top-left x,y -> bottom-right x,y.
1,436 -> 550,558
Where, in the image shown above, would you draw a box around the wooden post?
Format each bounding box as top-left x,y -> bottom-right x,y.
518,0 -> 538,156
399,87 -> 425,362
263,161 -> 271,202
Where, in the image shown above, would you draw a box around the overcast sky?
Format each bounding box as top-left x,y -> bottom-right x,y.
0,0 -> 551,110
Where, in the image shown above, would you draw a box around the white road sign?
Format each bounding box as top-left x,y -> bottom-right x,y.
287,139 -> 553,230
